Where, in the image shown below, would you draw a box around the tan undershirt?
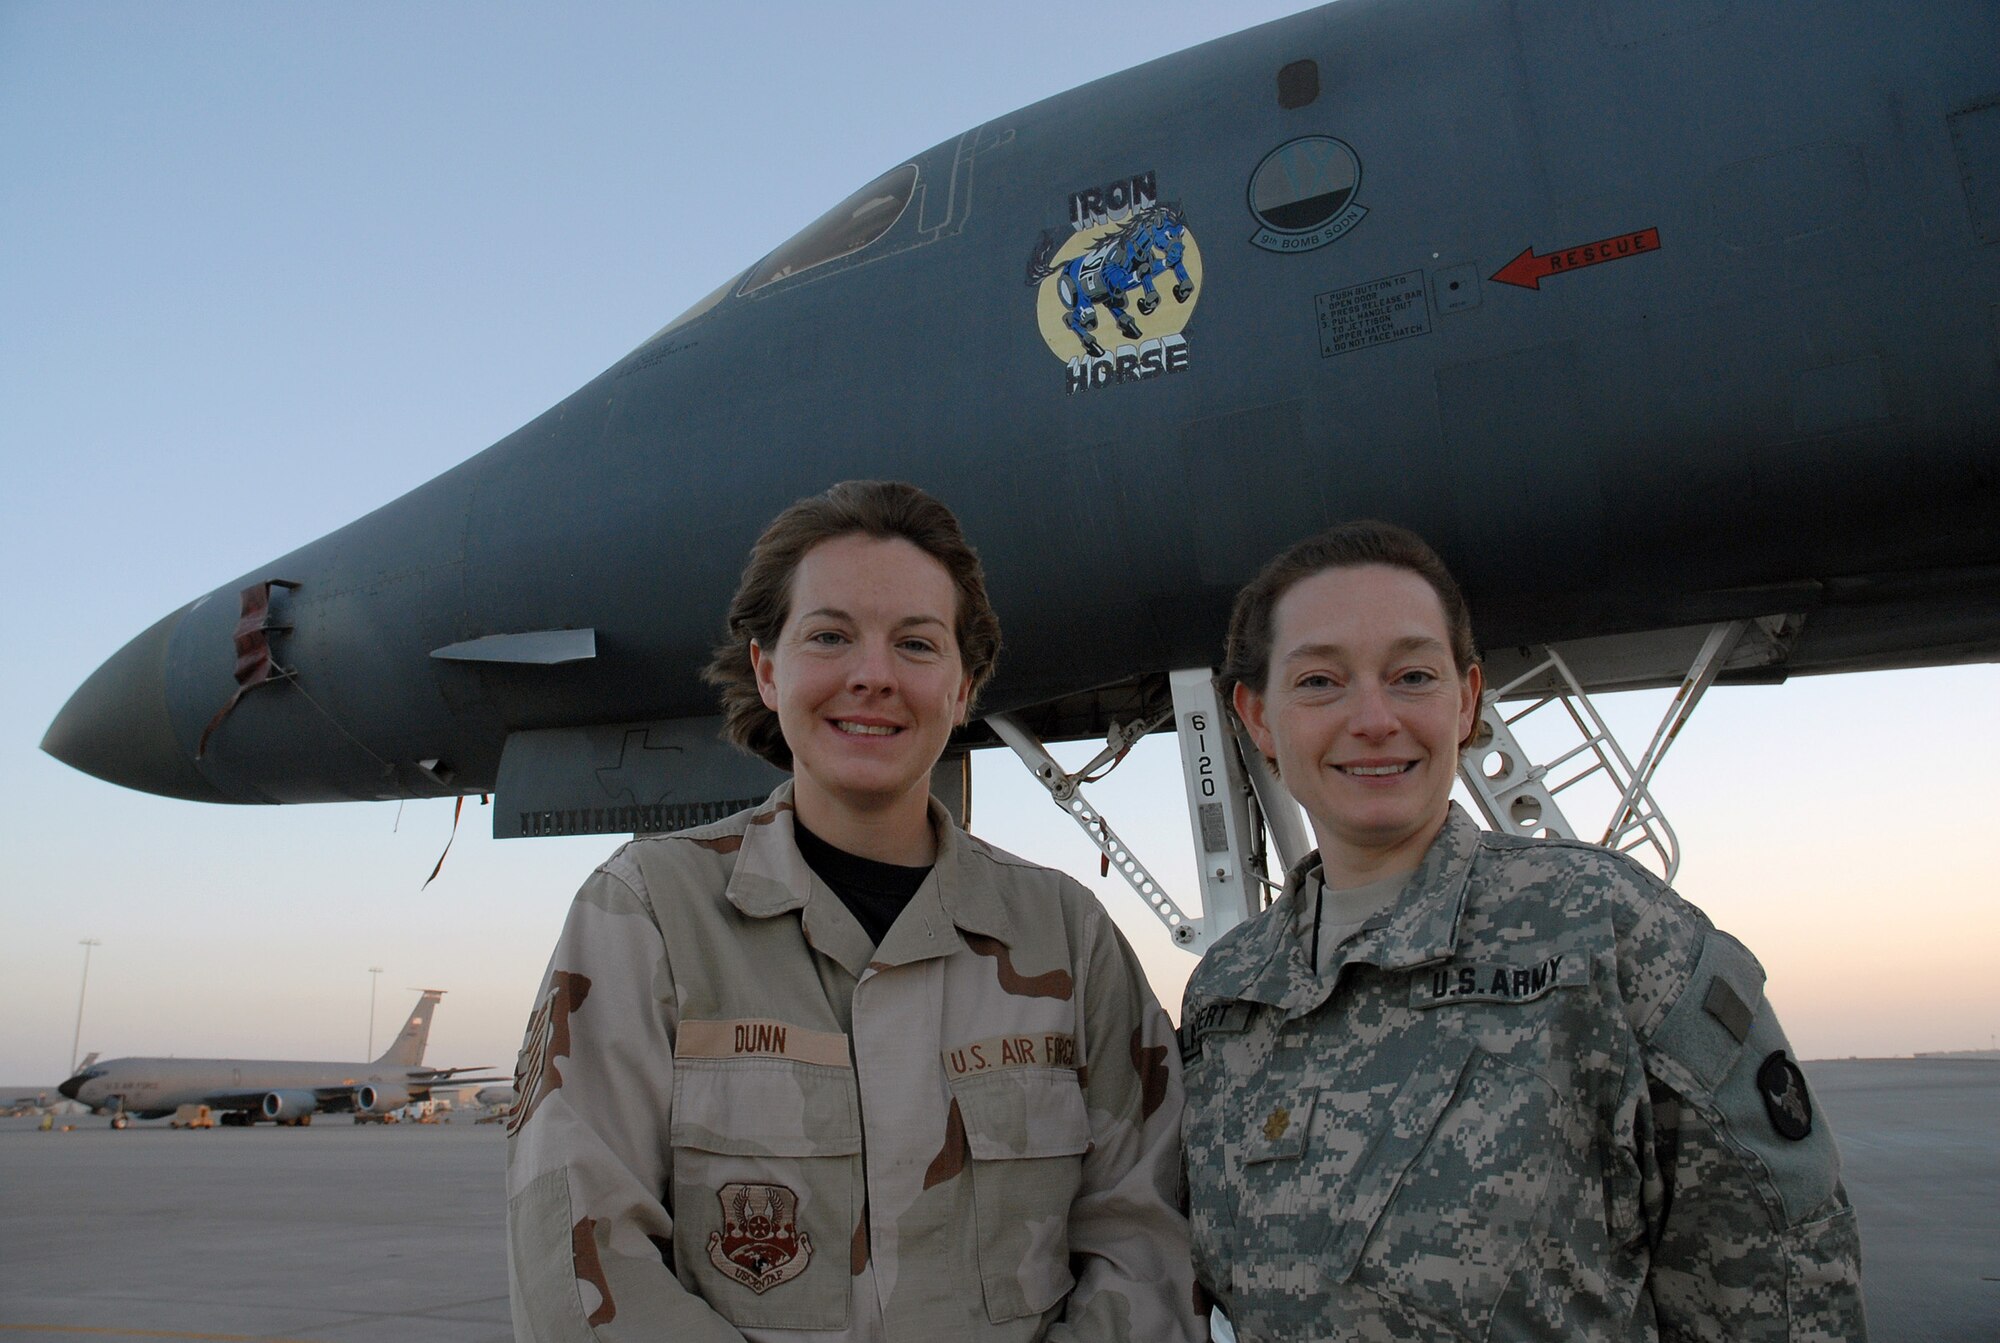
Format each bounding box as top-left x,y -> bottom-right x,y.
1303,868 -> 1410,976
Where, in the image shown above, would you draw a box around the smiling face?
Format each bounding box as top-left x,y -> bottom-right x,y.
750,533 -> 971,859
1233,563 -> 1482,885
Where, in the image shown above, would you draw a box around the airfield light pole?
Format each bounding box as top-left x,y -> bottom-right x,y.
70,938 -> 101,1076
368,966 -> 383,1057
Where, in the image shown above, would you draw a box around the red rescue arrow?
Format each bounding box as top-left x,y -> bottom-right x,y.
1491,227 -> 1661,290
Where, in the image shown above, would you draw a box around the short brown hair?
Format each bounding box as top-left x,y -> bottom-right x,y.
1218,520 -> 1478,706
704,480 -> 1002,769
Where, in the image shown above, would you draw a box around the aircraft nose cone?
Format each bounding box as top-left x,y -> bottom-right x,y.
57,1074 -> 84,1101
42,603 -> 228,803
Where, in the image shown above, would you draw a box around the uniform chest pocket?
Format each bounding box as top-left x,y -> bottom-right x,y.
948,1065 -> 1091,1323
669,1058 -> 863,1330
1336,1041 -> 1561,1334
1218,1089 -> 1346,1323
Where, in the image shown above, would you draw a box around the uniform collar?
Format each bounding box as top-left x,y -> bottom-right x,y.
1200,849 -> 1321,1014
1201,804 -> 1481,1017
723,781 -> 1016,974
720,781 -> 812,917
1343,803 -> 1480,973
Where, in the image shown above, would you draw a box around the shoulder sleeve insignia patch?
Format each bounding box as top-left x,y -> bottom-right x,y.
509,969 -> 591,1135
1756,1050 -> 1814,1141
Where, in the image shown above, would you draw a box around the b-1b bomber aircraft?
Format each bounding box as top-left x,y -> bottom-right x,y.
41,0 -> 2000,944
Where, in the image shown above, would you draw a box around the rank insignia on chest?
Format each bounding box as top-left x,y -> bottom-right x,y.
708,1182 -> 813,1293
1262,1105 -> 1290,1142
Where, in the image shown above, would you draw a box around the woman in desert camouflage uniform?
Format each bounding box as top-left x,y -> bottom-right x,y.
507,480 -> 1198,1343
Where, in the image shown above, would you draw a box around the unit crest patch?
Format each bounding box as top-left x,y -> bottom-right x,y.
1246,135 -> 1368,253
708,1182 -> 813,1293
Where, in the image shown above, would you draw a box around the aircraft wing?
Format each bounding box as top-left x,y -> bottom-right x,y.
190,1086 -> 366,1112
408,1074 -> 510,1090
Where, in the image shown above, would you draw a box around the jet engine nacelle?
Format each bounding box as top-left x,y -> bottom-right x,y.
260,1089 -> 319,1122
355,1084 -> 410,1114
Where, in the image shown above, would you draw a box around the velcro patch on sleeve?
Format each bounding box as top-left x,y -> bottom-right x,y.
1704,975 -> 1755,1043
1410,953 -> 1584,1008
943,1032 -> 1078,1078
676,1019 -> 851,1068
1647,930 -> 1768,1094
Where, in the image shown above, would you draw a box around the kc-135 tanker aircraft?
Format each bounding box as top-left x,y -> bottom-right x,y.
41,0 -> 2000,946
55,990 -> 500,1125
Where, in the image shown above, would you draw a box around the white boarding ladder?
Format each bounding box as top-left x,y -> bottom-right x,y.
988,668 -> 1310,955
1458,620 -> 1752,883
991,624 -> 1752,952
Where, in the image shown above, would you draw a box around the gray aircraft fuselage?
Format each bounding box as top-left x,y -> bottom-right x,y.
56,990 -> 481,1121
42,0 -> 2000,833
60,1056 -> 428,1120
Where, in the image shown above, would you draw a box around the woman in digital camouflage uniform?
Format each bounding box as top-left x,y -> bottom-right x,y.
507,480 -> 1198,1343
1181,519 -> 1865,1342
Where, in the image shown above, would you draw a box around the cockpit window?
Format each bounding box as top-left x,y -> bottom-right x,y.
737,163 -> 918,295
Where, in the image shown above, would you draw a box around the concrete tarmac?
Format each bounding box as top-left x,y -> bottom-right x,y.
1,1059 -> 1993,1341
0,1116 -> 512,1342
1806,1058 -> 2000,1343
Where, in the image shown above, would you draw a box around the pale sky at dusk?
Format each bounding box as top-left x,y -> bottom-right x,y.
4,2 -> 1994,1087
